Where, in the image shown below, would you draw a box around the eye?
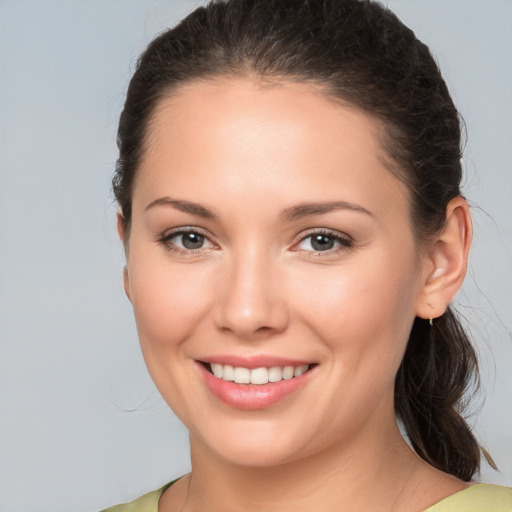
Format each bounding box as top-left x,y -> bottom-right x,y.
160,228 -> 215,253
174,232 -> 206,250
296,231 -> 353,253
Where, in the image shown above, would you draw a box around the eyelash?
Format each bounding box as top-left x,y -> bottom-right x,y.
293,229 -> 354,257
157,227 -> 354,256
158,227 -> 216,256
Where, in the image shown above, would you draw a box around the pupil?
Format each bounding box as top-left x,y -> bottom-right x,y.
312,234 -> 334,251
182,233 -> 204,249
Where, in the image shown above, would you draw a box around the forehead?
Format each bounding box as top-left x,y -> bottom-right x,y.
145,78 -> 385,162
135,78 -> 410,220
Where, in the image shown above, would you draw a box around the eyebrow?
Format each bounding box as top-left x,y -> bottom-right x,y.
144,197 -> 217,219
280,201 -> 372,222
144,197 -> 371,222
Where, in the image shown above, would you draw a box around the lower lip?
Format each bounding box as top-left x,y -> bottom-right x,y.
199,363 -> 316,410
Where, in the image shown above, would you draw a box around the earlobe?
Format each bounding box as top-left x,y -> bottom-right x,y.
415,196 -> 472,320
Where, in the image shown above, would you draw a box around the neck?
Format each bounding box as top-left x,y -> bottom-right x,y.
182,419 -> 422,512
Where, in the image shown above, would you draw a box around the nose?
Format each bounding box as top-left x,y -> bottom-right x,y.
213,249 -> 289,340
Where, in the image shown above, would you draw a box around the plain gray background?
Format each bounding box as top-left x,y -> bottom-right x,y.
0,1 -> 511,511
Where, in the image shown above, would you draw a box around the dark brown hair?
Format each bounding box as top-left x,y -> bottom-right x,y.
114,0 -> 481,480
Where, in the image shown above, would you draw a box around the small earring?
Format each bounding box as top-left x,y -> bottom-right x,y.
429,318 -> 434,326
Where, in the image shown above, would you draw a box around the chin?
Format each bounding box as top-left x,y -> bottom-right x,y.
191,418 -> 317,468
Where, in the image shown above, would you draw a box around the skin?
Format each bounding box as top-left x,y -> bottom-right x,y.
119,79 -> 473,512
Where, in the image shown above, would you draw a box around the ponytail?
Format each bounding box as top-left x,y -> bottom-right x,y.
395,307 -> 480,481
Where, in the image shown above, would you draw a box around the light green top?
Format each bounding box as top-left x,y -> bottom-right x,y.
423,484 -> 512,511
101,482 -> 512,512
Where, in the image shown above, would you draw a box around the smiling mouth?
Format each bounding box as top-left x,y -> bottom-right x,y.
202,362 -> 316,385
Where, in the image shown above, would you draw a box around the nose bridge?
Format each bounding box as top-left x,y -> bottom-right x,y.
214,242 -> 288,337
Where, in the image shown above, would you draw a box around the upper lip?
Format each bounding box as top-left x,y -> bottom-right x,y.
199,355 -> 315,369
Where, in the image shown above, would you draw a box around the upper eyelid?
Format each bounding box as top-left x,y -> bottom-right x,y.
162,225 -> 212,239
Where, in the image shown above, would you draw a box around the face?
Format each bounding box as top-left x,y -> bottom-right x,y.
122,79 -> 431,467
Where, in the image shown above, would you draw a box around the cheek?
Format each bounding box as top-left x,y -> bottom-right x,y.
128,256 -> 214,353
291,252 -> 419,362
126,257 -> 218,420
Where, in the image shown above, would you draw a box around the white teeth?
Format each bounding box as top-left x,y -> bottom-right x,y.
234,367 -> 250,384
209,363 -> 311,385
211,363 -> 223,379
268,366 -> 283,382
223,365 -> 235,381
294,365 -> 308,377
250,367 -> 269,385
282,366 -> 294,380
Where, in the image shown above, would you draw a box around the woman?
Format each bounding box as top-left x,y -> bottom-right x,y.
104,0 -> 511,510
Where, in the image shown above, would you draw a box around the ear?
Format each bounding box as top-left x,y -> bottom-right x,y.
415,196 -> 472,320
116,211 -> 127,242
116,212 -> 132,303
122,265 -> 132,303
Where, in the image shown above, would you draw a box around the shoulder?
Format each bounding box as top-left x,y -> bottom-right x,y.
424,483 -> 512,512
99,482 -> 174,512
